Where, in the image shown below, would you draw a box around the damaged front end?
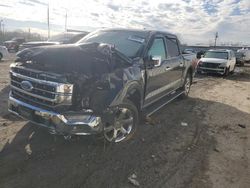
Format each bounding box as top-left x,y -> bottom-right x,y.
8,42 -> 133,136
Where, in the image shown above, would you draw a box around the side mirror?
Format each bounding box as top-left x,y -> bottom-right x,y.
152,56 -> 162,67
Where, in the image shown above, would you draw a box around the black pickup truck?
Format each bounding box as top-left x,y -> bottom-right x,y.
8,29 -> 195,142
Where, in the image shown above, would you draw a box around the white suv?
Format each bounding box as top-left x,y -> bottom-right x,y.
197,49 -> 236,76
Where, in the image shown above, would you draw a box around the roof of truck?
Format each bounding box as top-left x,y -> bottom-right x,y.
100,28 -> 177,38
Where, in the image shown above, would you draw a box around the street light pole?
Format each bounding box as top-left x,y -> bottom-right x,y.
214,32 -> 218,48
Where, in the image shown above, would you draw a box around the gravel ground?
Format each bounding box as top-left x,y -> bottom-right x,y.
0,55 -> 249,188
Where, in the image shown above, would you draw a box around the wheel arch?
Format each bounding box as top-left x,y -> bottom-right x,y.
184,65 -> 193,83
109,81 -> 143,111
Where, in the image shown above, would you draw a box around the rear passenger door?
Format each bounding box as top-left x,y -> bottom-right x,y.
164,37 -> 184,90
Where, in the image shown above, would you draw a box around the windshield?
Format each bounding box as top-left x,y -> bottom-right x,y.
204,51 -> 228,60
78,30 -> 148,58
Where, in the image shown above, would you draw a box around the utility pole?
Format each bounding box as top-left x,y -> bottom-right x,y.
214,32 -> 218,48
47,5 -> 50,39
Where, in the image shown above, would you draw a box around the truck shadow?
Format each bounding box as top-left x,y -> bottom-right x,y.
0,96 -> 249,188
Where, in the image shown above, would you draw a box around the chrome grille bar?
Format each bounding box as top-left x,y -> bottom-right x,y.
10,64 -> 73,108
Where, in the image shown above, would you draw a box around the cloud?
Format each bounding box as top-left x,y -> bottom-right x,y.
28,0 -> 47,6
0,0 -> 249,45
0,4 -> 12,7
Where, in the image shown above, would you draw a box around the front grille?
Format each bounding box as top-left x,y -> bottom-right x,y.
11,66 -> 66,83
10,66 -> 73,110
11,89 -> 55,110
201,62 -> 220,69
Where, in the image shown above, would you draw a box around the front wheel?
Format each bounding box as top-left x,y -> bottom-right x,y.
230,64 -> 236,74
224,67 -> 230,76
103,100 -> 138,143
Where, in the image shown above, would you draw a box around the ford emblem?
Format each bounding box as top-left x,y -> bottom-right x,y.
20,81 -> 33,92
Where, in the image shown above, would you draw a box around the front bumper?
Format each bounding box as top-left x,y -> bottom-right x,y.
8,96 -> 103,135
197,66 -> 226,75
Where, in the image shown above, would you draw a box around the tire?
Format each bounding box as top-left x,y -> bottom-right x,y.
103,99 -> 139,143
230,65 -> 235,74
196,70 -> 202,74
0,53 -> 2,61
224,67 -> 229,76
181,71 -> 192,98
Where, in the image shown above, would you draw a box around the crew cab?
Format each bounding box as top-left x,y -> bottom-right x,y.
197,49 -> 236,76
8,29 -> 195,142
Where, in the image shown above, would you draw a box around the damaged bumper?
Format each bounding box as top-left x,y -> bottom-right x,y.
8,96 -> 103,135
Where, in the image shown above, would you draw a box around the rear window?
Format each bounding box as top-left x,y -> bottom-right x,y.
165,38 -> 180,57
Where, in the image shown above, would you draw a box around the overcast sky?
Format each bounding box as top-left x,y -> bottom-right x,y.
0,0 -> 250,45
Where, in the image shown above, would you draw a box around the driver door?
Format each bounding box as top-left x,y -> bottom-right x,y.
144,36 -> 172,106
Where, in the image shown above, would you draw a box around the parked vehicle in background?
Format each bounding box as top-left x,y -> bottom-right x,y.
237,48 -> 250,63
197,49 -> 236,76
182,50 -> 198,75
0,46 -> 10,61
183,48 -> 196,54
235,52 -> 245,66
3,37 -> 25,52
18,32 -> 89,51
8,28 -> 195,143
196,50 -> 206,59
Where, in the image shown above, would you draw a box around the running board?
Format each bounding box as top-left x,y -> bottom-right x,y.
143,90 -> 184,117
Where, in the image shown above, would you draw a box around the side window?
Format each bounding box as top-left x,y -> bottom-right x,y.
148,38 -> 166,60
165,37 -> 180,58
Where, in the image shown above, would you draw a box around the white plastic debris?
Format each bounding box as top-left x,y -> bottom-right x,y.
181,122 -> 188,127
128,173 -> 140,187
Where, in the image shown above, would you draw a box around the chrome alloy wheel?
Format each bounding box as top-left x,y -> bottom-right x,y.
104,108 -> 134,143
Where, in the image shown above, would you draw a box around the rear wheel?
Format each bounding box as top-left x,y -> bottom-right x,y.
0,53 -> 2,61
103,100 -> 138,143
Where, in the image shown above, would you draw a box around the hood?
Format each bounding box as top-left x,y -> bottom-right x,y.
15,42 -> 131,77
200,58 -> 228,64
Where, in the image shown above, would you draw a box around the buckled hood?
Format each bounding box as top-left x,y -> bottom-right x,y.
16,42 -> 131,77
